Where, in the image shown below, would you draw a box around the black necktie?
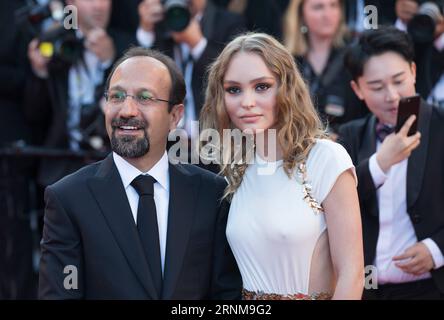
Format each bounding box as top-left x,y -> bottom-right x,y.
181,50 -> 194,74
131,174 -> 162,296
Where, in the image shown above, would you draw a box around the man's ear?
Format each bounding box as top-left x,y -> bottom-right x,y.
411,62 -> 417,83
350,80 -> 364,100
169,104 -> 184,131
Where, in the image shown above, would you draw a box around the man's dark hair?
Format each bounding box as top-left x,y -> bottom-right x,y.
344,26 -> 415,81
105,47 -> 186,111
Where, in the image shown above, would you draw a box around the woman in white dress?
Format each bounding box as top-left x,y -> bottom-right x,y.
200,33 -> 364,299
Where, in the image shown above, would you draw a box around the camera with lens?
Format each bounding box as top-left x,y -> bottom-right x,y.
408,0 -> 444,43
38,25 -> 84,65
16,0 -> 84,65
161,0 -> 192,32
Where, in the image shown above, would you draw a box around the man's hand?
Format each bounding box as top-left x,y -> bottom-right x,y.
28,38 -> 50,79
396,0 -> 419,24
376,115 -> 421,173
138,0 -> 163,32
393,242 -> 435,275
171,18 -> 204,49
84,28 -> 115,63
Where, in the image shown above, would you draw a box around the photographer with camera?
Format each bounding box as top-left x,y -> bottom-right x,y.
395,0 -> 444,105
136,0 -> 245,139
24,0 -> 135,187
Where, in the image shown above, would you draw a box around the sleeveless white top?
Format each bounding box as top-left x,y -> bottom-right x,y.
226,139 -> 357,295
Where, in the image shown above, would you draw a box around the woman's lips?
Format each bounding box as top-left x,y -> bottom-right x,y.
240,114 -> 262,123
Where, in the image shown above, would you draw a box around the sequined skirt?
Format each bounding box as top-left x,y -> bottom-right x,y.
242,288 -> 332,300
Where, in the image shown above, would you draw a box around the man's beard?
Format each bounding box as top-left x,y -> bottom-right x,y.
110,118 -> 150,158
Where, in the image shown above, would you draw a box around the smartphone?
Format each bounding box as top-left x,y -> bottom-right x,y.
395,95 -> 420,136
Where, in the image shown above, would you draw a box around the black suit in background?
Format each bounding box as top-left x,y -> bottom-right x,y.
415,44 -> 444,101
0,0 -> 38,299
110,0 -> 248,38
38,154 -> 242,299
214,0 -> 290,14
212,0 -> 284,40
0,0 -> 31,147
23,29 -> 136,187
296,46 -> 369,133
109,0 -> 141,35
338,102 -> 444,298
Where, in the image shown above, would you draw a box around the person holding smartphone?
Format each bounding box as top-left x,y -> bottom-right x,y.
338,26 -> 444,299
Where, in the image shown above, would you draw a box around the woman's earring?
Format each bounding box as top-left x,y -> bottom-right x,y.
301,25 -> 308,34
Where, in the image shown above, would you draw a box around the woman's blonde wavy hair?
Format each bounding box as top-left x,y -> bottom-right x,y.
283,0 -> 348,56
200,33 -> 327,200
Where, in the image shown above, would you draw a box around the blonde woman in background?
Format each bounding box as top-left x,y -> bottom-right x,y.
283,0 -> 367,133
200,33 -> 364,300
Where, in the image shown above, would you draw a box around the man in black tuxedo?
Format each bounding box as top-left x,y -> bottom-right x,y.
339,26 -> 444,299
38,47 -> 242,299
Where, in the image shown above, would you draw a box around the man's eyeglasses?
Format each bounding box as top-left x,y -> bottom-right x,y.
104,90 -> 173,106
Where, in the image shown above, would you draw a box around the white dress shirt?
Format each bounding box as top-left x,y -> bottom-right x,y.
369,142 -> 444,284
113,152 -> 170,275
175,37 -> 207,137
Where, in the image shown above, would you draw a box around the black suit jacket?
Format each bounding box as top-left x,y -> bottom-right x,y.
0,0 -> 31,147
38,154 -> 242,299
338,102 -> 444,293
415,45 -> 444,100
196,0 -> 286,40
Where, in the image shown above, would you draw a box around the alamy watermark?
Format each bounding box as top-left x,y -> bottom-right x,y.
364,265 -> 378,290
63,265 -> 78,290
43,2 -> 78,30
165,122 -> 279,175
364,5 -> 379,30
63,5 -> 78,30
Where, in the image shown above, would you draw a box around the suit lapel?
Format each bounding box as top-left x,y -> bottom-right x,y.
358,115 -> 379,218
87,154 -> 159,298
358,115 -> 378,163
162,164 -> 200,299
407,102 -> 432,209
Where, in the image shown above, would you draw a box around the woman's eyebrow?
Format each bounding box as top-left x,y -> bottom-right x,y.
223,76 -> 275,84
